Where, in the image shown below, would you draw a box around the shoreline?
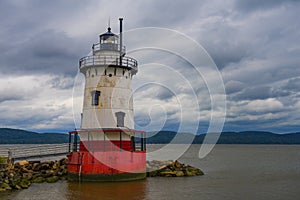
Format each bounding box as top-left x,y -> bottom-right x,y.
0,158 -> 203,192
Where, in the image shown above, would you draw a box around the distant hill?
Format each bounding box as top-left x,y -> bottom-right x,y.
0,128 -> 69,144
146,131 -> 300,144
0,128 -> 300,144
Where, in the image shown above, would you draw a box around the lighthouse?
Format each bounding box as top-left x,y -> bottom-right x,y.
67,18 -> 146,181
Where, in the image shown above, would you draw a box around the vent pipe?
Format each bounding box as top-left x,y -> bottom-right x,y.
119,18 -> 123,66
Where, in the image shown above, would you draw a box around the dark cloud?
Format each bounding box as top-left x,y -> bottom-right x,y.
0,30 -> 84,76
234,0 -> 299,13
134,84 -> 176,101
207,45 -> 248,70
135,0 -> 203,27
30,31 -> 76,59
199,21 -> 249,70
283,77 -> 300,92
0,0 -> 93,77
134,114 -> 151,127
270,88 -> 291,98
232,85 -> 291,101
0,83 -> 35,103
45,76 -> 75,90
0,108 -> 74,133
233,86 -> 271,100
0,94 -> 24,103
153,86 -> 174,101
225,80 -> 245,94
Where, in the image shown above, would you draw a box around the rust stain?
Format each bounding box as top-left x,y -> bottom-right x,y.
97,76 -> 116,87
97,81 -> 103,87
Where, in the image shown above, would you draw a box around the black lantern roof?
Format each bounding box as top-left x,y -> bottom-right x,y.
100,27 -> 118,40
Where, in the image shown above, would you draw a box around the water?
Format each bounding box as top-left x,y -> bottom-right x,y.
1,145 -> 299,200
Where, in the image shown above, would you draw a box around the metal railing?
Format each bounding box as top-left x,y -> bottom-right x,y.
79,54 -> 138,74
0,144 -> 69,160
92,43 -> 126,54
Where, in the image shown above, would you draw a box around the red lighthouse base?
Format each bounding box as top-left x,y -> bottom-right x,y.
67,129 -> 146,182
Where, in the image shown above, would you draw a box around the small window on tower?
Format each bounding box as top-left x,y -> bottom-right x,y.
115,111 -> 125,127
91,90 -> 100,106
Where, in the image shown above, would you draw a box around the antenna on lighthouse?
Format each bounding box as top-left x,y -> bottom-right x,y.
108,16 -> 111,28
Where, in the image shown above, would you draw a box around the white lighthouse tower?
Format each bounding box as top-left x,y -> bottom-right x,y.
68,18 -> 146,181
80,18 -> 137,130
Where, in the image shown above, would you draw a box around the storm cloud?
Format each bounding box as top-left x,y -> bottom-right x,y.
0,0 -> 299,133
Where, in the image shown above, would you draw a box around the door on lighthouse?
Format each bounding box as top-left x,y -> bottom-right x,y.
115,111 -> 125,127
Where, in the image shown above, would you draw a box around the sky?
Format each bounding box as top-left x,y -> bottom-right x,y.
0,0 -> 299,134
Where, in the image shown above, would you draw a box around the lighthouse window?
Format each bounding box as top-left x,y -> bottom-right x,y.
91,90 -> 100,106
115,111 -> 125,127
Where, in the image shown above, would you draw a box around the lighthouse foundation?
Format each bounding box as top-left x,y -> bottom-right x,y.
67,129 -> 146,182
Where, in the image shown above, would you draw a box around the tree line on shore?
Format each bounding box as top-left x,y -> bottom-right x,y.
1,128 -> 300,144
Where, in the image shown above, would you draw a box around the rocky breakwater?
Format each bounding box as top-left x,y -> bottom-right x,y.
0,158 -> 203,192
147,160 -> 204,177
0,158 -> 67,192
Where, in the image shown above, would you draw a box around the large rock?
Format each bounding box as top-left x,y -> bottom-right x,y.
40,163 -> 51,170
0,182 -> 12,191
22,173 -> 33,180
52,162 -> 59,170
175,171 -> 185,177
0,158 -> 69,193
21,167 -> 32,173
58,158 -> 67,166
18,160 -> 29,166
174,160 -> 182,168
159,171 -> 177,177
147,160 -> 204,177
185,167 -> 204,176
32,177 -> 45,183
19,179 -> 31,189
46,176 -> 59,183
32,163 -> 41,171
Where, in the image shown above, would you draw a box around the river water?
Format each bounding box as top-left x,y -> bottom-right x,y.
1,144 -> 299,200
